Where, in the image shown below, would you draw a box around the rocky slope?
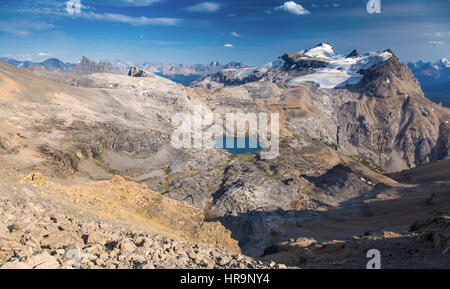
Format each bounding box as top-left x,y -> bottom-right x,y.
259,163 -> 450,268
260,216 -> 449,269
0,170 -> 278,269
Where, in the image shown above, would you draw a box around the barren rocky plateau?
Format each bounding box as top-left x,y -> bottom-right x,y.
0,45 -> 449,269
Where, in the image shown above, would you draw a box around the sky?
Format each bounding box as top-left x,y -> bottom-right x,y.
0,0 -> 449,66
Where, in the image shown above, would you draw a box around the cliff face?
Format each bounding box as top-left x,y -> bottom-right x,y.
337,51 -> 449,171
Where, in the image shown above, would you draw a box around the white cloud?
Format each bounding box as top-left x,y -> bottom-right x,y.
274,1 -> 310,15
224,44 -> 234,48
91,0 -> 162,6
115,0 -> 161,5
429,41 -> 444,46
231,31 -> 242,37
14,2 -> 180,26
81,12 -> 181,26
38,52 -> 53,56
0,21 -> 54,36
425,31 -> 450,38
185,2 -> 221,12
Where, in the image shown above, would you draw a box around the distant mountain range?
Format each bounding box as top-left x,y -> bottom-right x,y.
0,54 -> 447,105
119,61 -> 248,85
0,57 -> 75,71
0,56 -> 247,86
407,58 -> 449,85
407,58 -> 450,107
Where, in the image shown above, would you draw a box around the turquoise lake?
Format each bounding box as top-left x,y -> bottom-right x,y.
216,137 -> 263,154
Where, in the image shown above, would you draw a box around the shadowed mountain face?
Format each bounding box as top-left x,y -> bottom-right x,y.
0,43 -> 449,268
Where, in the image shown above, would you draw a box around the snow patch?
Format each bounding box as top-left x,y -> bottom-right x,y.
300,43 -> 336,59
289,51 -> 393,88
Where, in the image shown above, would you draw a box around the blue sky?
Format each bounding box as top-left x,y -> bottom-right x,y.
0,0 -> 449,65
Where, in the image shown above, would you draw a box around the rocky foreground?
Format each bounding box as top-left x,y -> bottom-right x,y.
0,172 -> 447,269
0,173 -> 282,269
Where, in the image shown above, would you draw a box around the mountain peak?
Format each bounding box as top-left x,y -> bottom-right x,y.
128,66 -> 150,77
300,42 -> 336,59
346,49 -> 362,58
100,59 -> 112,65
314,42 -> 333,49
80,56 -> 94,64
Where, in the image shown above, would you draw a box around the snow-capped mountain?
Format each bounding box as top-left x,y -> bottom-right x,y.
193,43 -> 393,89
299,42 -> 337,59
407,58 -> 450,85
407,58 -> 450,107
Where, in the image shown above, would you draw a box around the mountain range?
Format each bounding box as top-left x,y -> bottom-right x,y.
1,51 -> 447,106
0,57 -> 75,71
0,56 -> 247,86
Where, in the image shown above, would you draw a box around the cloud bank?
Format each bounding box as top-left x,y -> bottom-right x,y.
82,12 -> 181,26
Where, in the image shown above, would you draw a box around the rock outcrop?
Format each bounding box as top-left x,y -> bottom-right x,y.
128,66 -> 150,77
73,56 -> 116,74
